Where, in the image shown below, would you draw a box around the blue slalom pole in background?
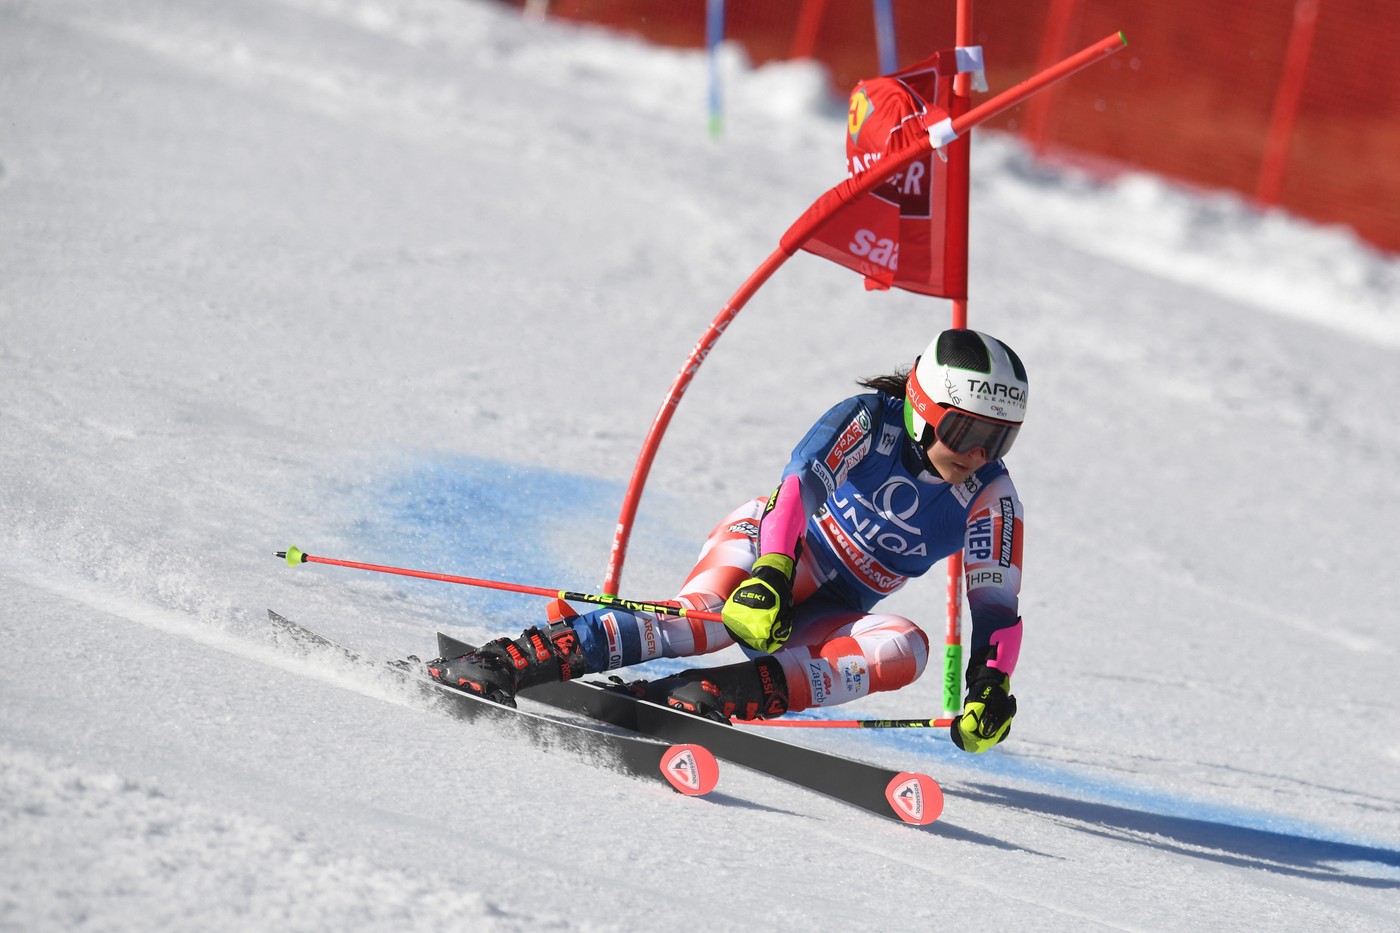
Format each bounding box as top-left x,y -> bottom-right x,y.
706,0 -> 724,137
873,0 -> 898,74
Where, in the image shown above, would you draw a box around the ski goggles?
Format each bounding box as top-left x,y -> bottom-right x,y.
931,405 -> 1021,460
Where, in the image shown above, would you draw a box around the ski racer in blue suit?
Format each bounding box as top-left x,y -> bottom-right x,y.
430,329 -> 1027,753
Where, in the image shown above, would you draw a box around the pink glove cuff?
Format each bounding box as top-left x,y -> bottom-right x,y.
758,474 -> 806,558
986,618 -> 1023,677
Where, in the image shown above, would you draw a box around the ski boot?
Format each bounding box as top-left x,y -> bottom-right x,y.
427,617 -> 587,707
618,656 -> 789,724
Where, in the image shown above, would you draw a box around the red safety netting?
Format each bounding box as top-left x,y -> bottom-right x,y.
512,0 -> 1400,254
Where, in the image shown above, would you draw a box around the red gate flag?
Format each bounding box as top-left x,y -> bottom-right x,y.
801,48 -> 985,299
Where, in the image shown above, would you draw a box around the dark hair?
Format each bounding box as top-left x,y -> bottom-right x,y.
857,368 -> 910,399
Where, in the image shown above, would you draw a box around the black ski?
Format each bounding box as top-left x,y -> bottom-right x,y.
436,632 -> 943,825
266,611 -> 718,796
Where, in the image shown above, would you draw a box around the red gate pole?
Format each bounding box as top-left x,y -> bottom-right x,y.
941,0 -> 975,720
1257,0 -> 1320,206
789,0 -> 826,60
1024,0 -> 1083,157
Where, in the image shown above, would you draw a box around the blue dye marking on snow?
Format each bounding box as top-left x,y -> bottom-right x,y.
354,454 -> 622,627
351,451 -> 706,664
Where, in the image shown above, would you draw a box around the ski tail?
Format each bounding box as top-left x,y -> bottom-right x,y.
660,744 -> 720,796
885,772 -> 944,825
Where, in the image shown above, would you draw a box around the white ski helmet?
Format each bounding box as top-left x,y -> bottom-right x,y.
904,329 -> 1028,459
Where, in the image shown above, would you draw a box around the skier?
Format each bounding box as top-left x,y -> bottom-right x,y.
430,329 -> 1026,753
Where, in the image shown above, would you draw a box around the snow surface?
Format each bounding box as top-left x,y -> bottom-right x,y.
3,0 -> 1399,929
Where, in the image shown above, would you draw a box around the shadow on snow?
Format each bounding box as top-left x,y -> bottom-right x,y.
953,781 -> 1400,888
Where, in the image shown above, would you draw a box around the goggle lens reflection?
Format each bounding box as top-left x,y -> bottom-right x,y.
933,408 -> 1020,460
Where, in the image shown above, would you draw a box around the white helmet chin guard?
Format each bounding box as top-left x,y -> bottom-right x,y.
904,329 -> 1028,450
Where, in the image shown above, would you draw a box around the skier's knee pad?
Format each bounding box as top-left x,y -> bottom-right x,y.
778,614 -> 929,710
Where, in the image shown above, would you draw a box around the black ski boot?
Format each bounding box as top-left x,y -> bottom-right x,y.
427,620 -> 587,707
624,656 -> 789,723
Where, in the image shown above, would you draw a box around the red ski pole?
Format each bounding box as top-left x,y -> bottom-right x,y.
276,546 -> 723,623
735,716 -> 954,729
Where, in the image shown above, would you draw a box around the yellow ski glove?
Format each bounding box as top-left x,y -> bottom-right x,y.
721,553 -> 795,654
951,668 -> 1017,753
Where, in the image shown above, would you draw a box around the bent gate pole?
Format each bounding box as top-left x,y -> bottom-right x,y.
602,30 -> 1128,595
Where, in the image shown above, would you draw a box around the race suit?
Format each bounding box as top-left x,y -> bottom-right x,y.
570,391 -> 1025,711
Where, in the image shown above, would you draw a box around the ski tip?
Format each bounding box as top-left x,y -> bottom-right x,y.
885,771 -> 944,825
659,744 -> 720,797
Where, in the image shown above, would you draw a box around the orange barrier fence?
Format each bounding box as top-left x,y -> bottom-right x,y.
506,0 -> 1400,254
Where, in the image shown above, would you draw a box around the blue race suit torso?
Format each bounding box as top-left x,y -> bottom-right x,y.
782,391 -> 1022,647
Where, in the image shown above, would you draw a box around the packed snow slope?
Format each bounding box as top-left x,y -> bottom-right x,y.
3,1 -> 1399,930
